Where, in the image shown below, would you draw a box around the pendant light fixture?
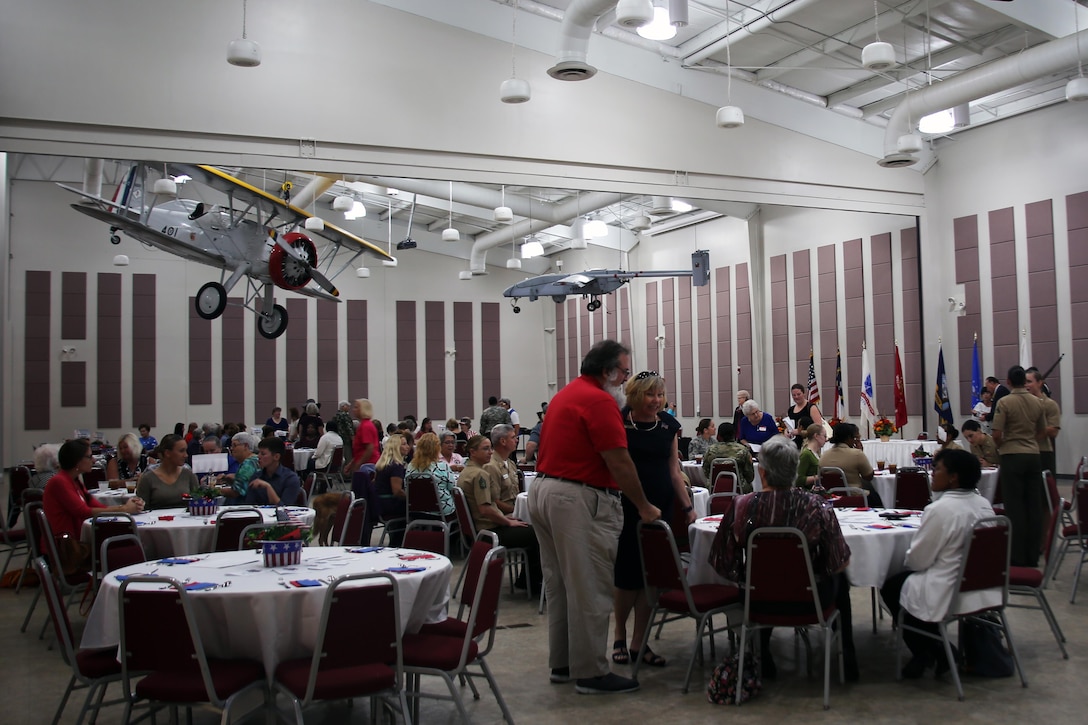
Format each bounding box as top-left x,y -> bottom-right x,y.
1068,0 -> 1088,102
494,185 -> 513,222
638,2 -> 676,41
862,0 -> 895,70
442,181 -> 460,241
304,174 -> 325,231
152,164 -> 177,196
227,0 -> 261,67
500,0 -> 531,103
715,0 -> 744,128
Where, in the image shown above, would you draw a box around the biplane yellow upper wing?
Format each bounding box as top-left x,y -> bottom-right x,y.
171,164 -> 393,261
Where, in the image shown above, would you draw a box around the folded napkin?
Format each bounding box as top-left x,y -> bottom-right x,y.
899,523 -> 918,528
135,521 -> 152,526
397,553 -> 437,561
853,507 -> 871,512
348,546 -> 384,554
185,582 -> 218,591
385,566 -> 426,574
866,524 -> 894,530
703,516 -> 723,522
159,557 -> 199,565
290,579 -> 323,587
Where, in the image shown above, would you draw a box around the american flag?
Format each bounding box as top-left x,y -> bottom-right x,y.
807,349 -> 821,405
262,541 -> 303,568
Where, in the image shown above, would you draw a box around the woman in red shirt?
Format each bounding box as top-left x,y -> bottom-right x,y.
42,440 -> 144,546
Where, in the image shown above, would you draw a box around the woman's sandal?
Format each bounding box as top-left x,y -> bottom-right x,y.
639,646 -> 667,668
611,640 -> 630,665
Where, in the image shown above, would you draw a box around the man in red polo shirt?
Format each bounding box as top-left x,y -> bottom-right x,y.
343,398 -> 380,477
529,340 -> 660,695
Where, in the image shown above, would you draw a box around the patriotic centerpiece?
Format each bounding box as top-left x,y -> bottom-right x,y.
184,487 -> 220,516
245,523 -> 311,567
911,444 -> 933,471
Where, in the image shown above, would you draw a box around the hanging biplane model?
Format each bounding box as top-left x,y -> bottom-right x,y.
502,250 -> 710,312
59,163 -> 391,338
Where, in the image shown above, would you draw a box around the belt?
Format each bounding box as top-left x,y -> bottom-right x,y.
537,473 -> 621,498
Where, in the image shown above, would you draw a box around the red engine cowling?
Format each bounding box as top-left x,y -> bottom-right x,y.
268,232 -> 318,290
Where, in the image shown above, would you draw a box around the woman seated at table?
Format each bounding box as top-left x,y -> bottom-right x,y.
938,422 -> 963,452
42,440 -> 144,566
820,422 -> 880,506
405,432 -> 456,517
439,431 -> 465,471
28,443 -> 60,489
880,448 -> 996,679
415,417 -> 435,440
374,434 -> 410,544
796,423 -> 827,489
135,434 -> 200,510
738,400 -> 778,446
782,383 -> 824,442
105,433 -> 149,485
216,432 -> 261,502
708,434 -> 857,680
687,418 -> 715,460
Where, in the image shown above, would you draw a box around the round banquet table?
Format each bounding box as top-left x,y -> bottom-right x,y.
840,439 -> 939,470
292,447 -> 315,471
90,490 -> 137,507
80,546 -> 452,677
521,471 -> 537,495
80,505 -> 316,559
681,460 -> 706,488
514,486 -> 709,524
687,508 -> 919,589
870,467 -> 999,507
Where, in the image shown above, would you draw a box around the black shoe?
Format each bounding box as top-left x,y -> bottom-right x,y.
761,656 -> 777,680
550,667 -> 571,684
901,656 -> 930,679
843,655 -> 860,682
513,576 -> 528,590
575,673 -> 640,694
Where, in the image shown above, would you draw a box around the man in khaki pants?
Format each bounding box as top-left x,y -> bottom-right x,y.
992,365 -> 1046,567
529,340 -> 660,695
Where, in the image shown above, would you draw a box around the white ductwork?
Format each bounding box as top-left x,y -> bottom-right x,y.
881,29 -> 1088,166
362,176 -> 537,219
681,0 -> 823,67
83,158 -> 103,198
547,0 -> 620,81
469,191 -> 628,272
290,176 -> 336,211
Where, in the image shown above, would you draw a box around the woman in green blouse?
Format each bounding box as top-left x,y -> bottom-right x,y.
795,423 -> 827,488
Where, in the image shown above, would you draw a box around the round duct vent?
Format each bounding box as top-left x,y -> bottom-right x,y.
862,41 -> 896,71
877,153 -> 918,168
547,61 -> 597,81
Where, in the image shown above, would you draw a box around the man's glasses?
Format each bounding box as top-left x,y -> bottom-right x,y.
635,370 -> 659,380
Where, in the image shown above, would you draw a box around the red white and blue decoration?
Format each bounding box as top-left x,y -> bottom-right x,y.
262,540 -> 303,567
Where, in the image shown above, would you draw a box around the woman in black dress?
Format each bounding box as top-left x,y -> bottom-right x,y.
783,382 -> 824,443
611,371 -> 694,668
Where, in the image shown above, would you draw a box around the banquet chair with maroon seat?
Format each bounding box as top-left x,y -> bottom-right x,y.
402,546 -> 514,725
818,466 -> 847,491
448,486 -> 527,597
100,534 -> 146,575
14,489 -> 44,593
635,520 -> 742,693
212,507 -> 262,552
273,572 -> 409,724
339,498 -> 368,547
668,487 -> 695,554
81,467 -> 106,491
299,472 -> 316,505
88,512 -> 138,590
1009,498 -> 1068,658
0,498 -> 29,580
314,447 -> 344,494
894,516 -> 1026,700
36,557 -> 125,725
738,527 -> 844,708
828,487 -> 867,508
894,467 -> 931,510
708,492 -> 737,517
710,458 -> 738,491
118,576 -> 268,723
406,475 -> 458,554
403,520 -> 450,556
1066,480 -> 1088,603
712,471 -> 738,496
27,506 -> 93,638
7,464 -> 32,528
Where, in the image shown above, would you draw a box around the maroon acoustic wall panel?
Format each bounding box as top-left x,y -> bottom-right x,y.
661,280 -> 676,409
1068,191 -> 1088,412
696,279 -> 713,417
842,240 -> 864,416
619,287 -> 631,347
989,208 -> 1020,375
900,227 -> 923,412
555,302 -> 566,389
1026,199 -> 1060,400
97,273 -> 122,428
396,301 -> 417,419
817,245 -> 838,416
215,300 -> 243,424
188,297 -> 212,406
61,271 -> 86,341
770,254 -> 788,408
953,215 -> 981,414
481,303 -> 501,410
24,271 -> 50,430
425,301 -> 446,419
715,266 -> 732,416
871,234 -> 894,413
346,300 -> 368,401
316,300 -> 339,416
646,282 -> 659,374
566,300 -> 578,383
253,321 -> 277,423
61,361 -> 86,407
793,250 -> 812,385
285,299 -> 309,414
678,277 -> 694,417
453,302 -> 474,417
735,264 -> 753,396
131,275 -> 156,428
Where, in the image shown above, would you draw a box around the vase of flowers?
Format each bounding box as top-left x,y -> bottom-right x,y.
184,487 -> 221,517
873,417 -> 896,442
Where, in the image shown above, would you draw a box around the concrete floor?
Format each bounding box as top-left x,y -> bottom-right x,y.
2,513 -> 1085,725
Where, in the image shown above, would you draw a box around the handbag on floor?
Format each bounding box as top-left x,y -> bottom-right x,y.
707,650 -> 762,705
961,615 -> 1014,678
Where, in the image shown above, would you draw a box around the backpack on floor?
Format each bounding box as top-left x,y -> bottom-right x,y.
707,650 -> 761,705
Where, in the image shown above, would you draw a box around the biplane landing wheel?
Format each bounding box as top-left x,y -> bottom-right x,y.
195,282 -> 227,320
258,304 -> 289,339
587,299 -> 602,312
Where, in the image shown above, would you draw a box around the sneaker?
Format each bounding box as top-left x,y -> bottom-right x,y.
575,673 -> 640,694
550,667 -> 571,684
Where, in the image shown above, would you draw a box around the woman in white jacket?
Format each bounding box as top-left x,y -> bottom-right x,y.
880,448 -> 999,679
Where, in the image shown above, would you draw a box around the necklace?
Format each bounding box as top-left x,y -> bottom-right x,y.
628,412 -> 659,431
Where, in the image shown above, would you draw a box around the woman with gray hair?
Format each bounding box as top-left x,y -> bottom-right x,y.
216,432 -> 261,502
738,399 -> 777,446
29,443 -> 61,489
708,435 -> 858,680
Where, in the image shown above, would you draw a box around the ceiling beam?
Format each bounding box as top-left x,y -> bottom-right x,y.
971,0 -> 1088,40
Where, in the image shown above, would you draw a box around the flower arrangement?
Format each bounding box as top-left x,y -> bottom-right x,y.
911,445 -> 929,459
243,523 -> 312,548
774,416 -> 786,434
827,417 -> 843,429
873,417 -> 897,438
184,487 -> 222,516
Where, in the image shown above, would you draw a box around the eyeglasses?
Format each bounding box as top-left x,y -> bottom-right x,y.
635,370 -> 659,380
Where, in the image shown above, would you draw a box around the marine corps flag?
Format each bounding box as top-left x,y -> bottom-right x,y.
807,350 -> 821,406
934,343 -> 953,427
893,343 -> 908,430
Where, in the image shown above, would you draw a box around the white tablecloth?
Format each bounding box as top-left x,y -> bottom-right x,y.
514,492 -> 531,524
522,471 -> 537,495
681,460 -> 706,488
292,448 -> 315,470
687,508 -> 919,590
848,439 -> 939,469
516,486 -> 709,523
81,505 -> 316,559
90,490 -> 137,507
81,547 -> 451,677
870,468 -> 999,508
